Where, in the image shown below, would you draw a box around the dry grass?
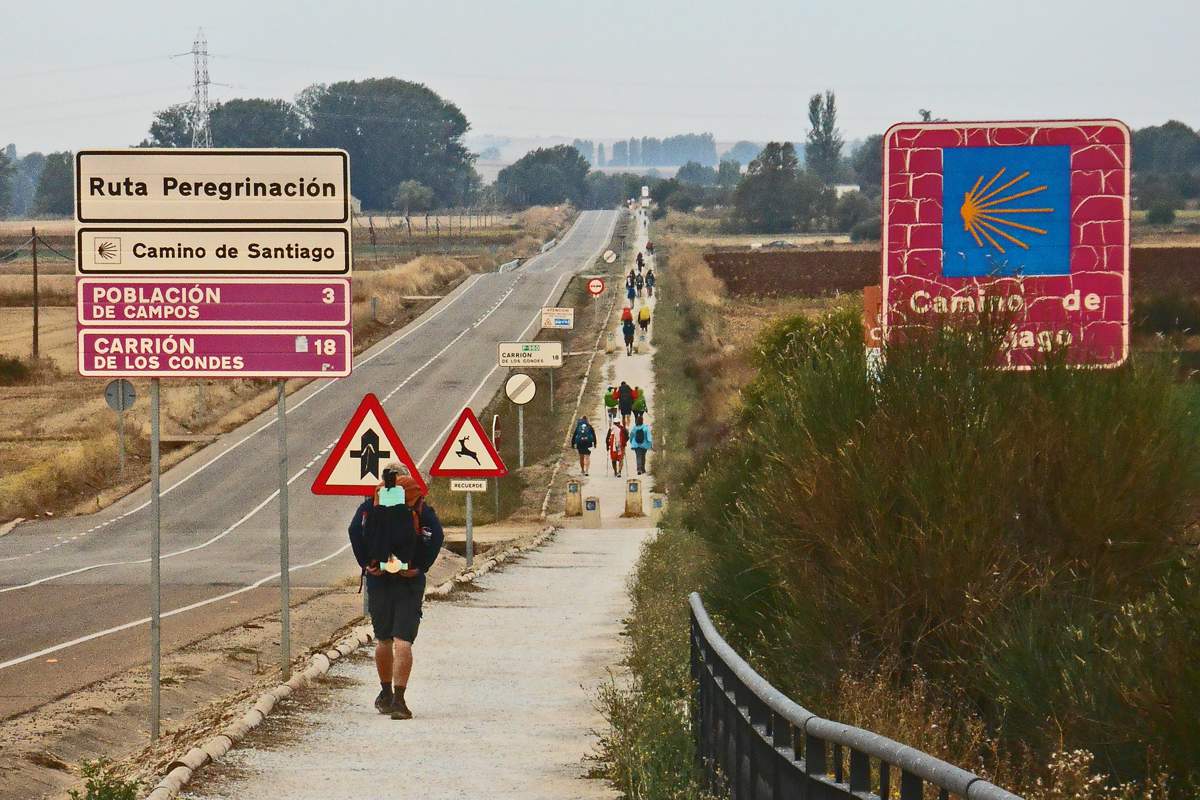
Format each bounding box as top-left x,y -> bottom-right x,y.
353,255 -> 472,303
0,208 -> 581,523
0,274 -> 74,306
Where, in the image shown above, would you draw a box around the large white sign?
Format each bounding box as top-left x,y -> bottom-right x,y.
76,150 -> 349,223
75,148 -> 353,379
497,341 -> 563,368
77,228 -> 350,274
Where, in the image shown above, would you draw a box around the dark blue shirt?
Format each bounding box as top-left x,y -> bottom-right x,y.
348,499 -> 445,584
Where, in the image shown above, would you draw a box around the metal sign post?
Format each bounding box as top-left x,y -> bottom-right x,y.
117,391 -> 126,473
492,415 -> 501,521
277,381 -> 290,680
149,378 -> 161,741
432,412 -> 507,568
105,379 -> 135,474
518,405 -> 525,469
464,491 -> 474,567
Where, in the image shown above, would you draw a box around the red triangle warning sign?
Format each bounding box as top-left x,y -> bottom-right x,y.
429,407 -> 507,478
311,393 -> 427,496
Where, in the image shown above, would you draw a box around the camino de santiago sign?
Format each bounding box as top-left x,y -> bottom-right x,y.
75,149 -> 353,377
881,120 -> 1130,368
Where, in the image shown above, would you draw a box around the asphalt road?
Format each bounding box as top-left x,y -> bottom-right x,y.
0,209 -> 619,717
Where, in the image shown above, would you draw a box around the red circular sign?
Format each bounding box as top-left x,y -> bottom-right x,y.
587,277 -> 605,297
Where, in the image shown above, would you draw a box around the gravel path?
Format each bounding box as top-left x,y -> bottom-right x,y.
183,527 -> 649,800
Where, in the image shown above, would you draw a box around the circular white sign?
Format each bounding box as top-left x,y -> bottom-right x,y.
587,277 -> 606,297
505,373 -> 536,405
602,249 -> 617,264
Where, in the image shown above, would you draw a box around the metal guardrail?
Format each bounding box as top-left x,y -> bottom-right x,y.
497,258 -> 522,273
540,237 -> 557,253
689,593 -> 1023,800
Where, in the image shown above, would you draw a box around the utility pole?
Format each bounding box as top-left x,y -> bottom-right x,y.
30,228 -> 38,359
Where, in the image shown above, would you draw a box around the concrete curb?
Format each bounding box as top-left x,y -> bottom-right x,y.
141,526 -> 557,800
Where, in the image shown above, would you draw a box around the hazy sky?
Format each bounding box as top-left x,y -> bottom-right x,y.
2,0 -> 1196,154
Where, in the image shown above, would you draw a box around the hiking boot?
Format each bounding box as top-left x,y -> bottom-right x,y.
390,690 -> 413,720
374,689 -> 394,714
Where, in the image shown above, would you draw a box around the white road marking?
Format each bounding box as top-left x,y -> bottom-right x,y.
0,273 -> 490,564
0,212 -> 620,672
0,544 -> 351,672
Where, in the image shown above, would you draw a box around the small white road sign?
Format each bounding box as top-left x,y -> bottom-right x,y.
497,341 -> 563,368
540,307 -> 574,330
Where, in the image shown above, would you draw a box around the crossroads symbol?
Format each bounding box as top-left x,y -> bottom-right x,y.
349,429 -> 390,479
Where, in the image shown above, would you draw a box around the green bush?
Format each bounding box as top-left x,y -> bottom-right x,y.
1146,202 -> 1177,226
0,355 -> 33,385
682,310 -> 1200,794
1134,293 -> 1200,335
68,759 -> 140,800
850,217 -> 881,242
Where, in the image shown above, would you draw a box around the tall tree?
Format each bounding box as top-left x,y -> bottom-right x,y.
392,180 -> 434,216
731,142 -> 827,232
141,103 -> 194,147
717,159 -> 741,188
676,161 -> 717,186
611,140 -> 628,167
211,98 -> 304,147
0,149 -> 12,216
299,78 -> 479,209
806,90 -> 844,184
32,152 -> 74,216
7,152 -> 45,217
723,141 -> 762,165
572,139 -> 595,165
851,134 -> 884,195
496,145 -> 590,207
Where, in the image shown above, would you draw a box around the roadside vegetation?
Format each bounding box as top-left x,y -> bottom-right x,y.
599,235 -> 1200,799
0,208 -> 576,524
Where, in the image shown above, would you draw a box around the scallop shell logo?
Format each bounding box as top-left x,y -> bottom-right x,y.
959,168 -> 1053,254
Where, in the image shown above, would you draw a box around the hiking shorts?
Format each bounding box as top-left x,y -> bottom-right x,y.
367,572 -> 426,643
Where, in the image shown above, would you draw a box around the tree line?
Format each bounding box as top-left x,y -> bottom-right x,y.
0,77 -> 480,217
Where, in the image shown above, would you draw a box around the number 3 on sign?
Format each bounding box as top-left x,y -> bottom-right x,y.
321,287 -> 335,304
315,338 -> 337,355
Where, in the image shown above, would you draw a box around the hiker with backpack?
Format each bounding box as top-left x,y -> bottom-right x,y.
603,387 -> 618,424
348,462 -> 444,721
637,303 -> 651,333
571,415 -> 598,476
635,273 -> 645,297
617,381 -> 635,427
645,269 -> 656,298
606,421 -> 628,477
626,281 -> 636,303
629,419 -> 653,475
636,252 -> 644,270
632,387 -> 648,425
622,317 -> 636,355
620,305 -> 634,324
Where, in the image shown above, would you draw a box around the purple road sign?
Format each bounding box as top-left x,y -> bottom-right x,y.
79,328 -> 352,378
77,278 -> 350,326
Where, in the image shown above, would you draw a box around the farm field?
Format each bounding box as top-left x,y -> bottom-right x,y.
0,206 -> 576,523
